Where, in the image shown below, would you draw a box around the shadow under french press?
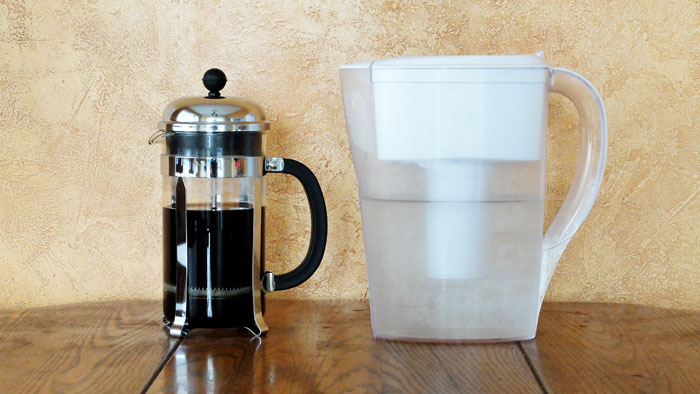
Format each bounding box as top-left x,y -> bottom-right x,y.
149,328 -> 263,393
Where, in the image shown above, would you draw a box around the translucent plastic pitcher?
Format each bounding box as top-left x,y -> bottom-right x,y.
340,54 -> 607,341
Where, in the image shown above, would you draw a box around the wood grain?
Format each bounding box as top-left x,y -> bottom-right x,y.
5,300 -> 697,393
521,303 -> 700,393
147,299 -> 542,393
0,300 -> 178,393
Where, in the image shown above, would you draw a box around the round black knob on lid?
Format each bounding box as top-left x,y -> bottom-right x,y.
202,68 -> 227,98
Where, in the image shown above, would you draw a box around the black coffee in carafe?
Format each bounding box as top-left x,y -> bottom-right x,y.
150,68 -> 327,338
162,204 -> 265,327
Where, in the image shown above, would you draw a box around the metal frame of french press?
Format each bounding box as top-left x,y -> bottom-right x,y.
161,155 -> 272,337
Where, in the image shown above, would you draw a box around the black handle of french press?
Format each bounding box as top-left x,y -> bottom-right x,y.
265,159 -> 327,290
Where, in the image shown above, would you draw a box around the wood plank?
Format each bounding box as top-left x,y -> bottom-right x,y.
147,299 -> 541,393
522,303 -> 700,393
0,300 -> 179,393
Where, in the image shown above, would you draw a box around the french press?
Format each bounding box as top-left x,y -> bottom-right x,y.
148,69 -> 327,337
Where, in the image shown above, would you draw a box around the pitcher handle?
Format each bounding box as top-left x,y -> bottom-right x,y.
261,157 -> 328,291
539,68 -> 608,305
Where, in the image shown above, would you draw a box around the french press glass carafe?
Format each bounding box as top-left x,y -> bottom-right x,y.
149,69 -> 327,337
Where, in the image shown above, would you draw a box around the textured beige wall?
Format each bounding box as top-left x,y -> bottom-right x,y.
1,0 -> 698,309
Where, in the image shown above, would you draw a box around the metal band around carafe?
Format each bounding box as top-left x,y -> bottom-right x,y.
162,156 -> 263,178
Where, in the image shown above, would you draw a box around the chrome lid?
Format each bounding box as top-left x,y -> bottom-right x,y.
157,68 -> 270,133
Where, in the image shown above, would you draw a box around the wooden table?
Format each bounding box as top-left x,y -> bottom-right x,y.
1,299 -> 699,393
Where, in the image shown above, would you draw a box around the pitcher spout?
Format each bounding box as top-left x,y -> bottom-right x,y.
339,62 -> 374,156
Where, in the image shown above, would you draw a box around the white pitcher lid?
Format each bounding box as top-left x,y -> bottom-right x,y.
371,53 -> 547,69
351,53 -> 549,83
